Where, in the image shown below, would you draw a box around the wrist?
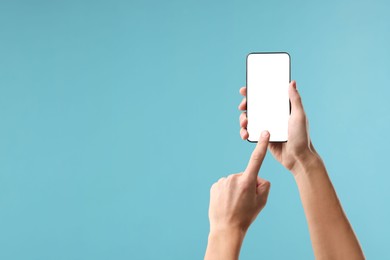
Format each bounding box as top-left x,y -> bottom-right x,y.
208,227 -> 246,249
290,149 -> 324,178
209,226 -> 246,242
206,228 -> 246,260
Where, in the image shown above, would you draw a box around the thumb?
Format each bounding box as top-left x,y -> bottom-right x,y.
289,80 -> 304,115
256,180 -> 271,204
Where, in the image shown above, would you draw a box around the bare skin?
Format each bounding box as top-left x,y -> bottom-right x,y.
238,81 -> 365,259
205,131 -> 271,260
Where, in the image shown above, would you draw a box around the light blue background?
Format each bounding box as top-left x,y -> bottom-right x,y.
0,0 -> 389,259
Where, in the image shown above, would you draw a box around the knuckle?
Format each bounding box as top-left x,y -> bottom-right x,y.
227,173 -> 240,185
227,174 -> 236,180
264,182 -> 271,191
238,180 -> 251,192
239,184 -> 250,193
260,181 -> 271,191
231,173 -> 241,182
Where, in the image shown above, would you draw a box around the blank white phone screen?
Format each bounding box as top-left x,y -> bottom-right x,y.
247,53 -> 290,142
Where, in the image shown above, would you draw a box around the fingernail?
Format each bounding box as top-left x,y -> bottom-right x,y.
292,81 -> 297,89
261,131 -> 269,138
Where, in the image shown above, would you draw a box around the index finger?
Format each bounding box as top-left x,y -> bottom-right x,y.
244,131 -> 270,180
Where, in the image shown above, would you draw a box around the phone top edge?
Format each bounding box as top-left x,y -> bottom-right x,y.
247,51 -> 290,55
247,52 -> 290,61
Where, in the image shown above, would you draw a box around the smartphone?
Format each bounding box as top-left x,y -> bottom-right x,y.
246,52 -> 290,142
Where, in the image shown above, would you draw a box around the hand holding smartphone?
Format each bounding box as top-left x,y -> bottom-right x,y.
246,52 -> 290,142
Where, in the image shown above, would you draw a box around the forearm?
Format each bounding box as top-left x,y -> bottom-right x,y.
292,152 -> 364,260
204,228 -> 245,260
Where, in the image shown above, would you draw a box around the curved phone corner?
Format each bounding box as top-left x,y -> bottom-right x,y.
282,51 -> 291,60
247,136 -> 257,143
246,52 -> 256,62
